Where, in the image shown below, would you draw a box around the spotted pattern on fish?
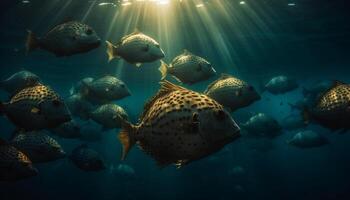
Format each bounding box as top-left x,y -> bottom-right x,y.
10,85 -> 59,104
121,33 -> 158,46
315,83 -> 350,113
124,81 -> 239,167
0,145 -> 31,164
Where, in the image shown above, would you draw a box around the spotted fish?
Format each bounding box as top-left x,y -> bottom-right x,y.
159,50 -> 216,84
11,131 -> 66,163
69,144 -> 106,171
117,80 -> 240,168
26,21 -> 101,57
305,81 -> 350,130
0,139 -> 38,181
89,104 -> 128,130
204,74 -> 260,111
0,84 -> 71,131
106,29 -> 164,67
0,70 -> 41,96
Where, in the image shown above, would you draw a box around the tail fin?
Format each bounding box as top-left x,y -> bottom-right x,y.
117,120 -> 137,160
158,60 -> 168,80
26,30 -> 39,54
106,41 -> 118,62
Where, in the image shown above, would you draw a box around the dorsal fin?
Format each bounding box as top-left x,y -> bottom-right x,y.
183,49 -> 192,55
333,80 -> 346,87
140,80 -> 186,120
204,73 -> 233,93
121,28 -> 142,41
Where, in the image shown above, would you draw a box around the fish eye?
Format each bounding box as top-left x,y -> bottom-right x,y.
86,28 -> 93,35
52,100 -> 61,107
248,85 -> 254,91
215,110 -> 226,121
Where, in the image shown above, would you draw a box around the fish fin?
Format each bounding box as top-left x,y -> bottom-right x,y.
118,120 -> 137,161
25,30 -> 40,54
106,41 -> 118,62
135,63 -> 142,67
140,80 -> 187,120
132,28 -> 141,34
158,60 -> 168,80
69,85 -> 75,95
171,75 -> 183,84
175,160 -> 190,169
183,49 -> 192,55
332,80 -> 346,87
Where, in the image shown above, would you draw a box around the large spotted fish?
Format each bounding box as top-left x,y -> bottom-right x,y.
26,21 -> 101,57
0,139 -> 38,181
0,84 -> 71,131
159,50 -> 216,84
117,81 -> 240,168
204,74 -> 260,111
106,30 -> 165,67
305,81 -> 350,130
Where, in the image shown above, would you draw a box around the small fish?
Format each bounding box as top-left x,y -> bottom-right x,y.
106,29 -> 165,67
159,50 -> 216,84
281,114 -> 307,131
26,21 -> 101,57
304,81 -> 350,130
11,131 -> 66,163
81,75 -> 131,104
0,84 -> 71,131
69,144 -> 106,171
70,77 -> 94,95
241,113 -> 282,138
114,164 -> 136,178
204,74 -> 260,111
263,75 -> 298,94
89,104 -> 128,130
117,80 -> 240,168
50,120 -> 81,139
287,130 -> 329,148
66,94 -> 94,120
0,138 -> 38,181
0,70 -> 41,96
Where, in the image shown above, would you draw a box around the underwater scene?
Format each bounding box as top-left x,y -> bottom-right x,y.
1,0 -> 350,199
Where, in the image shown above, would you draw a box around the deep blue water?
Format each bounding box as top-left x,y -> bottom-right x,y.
1,0 -> 350,200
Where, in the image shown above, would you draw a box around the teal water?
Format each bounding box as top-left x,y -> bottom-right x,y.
1,1 -> 350,200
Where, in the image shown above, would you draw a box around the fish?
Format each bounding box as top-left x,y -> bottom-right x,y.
106,29 -> 165,67
263,75 -> 298,94
281,114 -> 307,131
50,120 -> 81,139
114,164 -> 136,178
69,77 -> 94,95
241,113 -> 282,138
11,131 -> 66,163
81,75 -> 131,104
117,80 -> 240,168
89,104 -> 128,130
204,74 -> 260,111
0,84 -> 71,131
159,50 -> 216,84
69,144 -> 106,171
66,94 -> 94,120
0,70 -> 41,96
0,138 -> 38,181
26,21 -> 101,57
304,81 -> 350,130
287,130 -> 329,148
